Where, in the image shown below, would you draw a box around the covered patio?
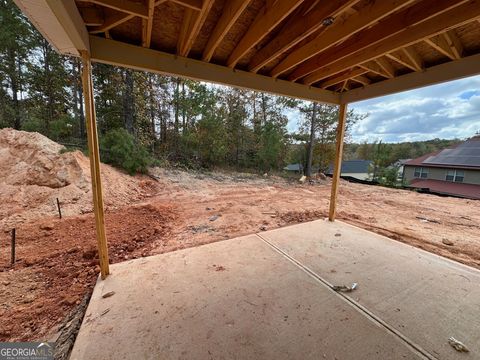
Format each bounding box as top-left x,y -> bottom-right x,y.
13,0 -> 480,358
70,220 -> 480,359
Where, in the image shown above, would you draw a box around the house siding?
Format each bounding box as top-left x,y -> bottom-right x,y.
404,165 -> 480,185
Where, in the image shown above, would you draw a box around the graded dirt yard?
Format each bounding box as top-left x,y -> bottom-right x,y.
0,130 -> 479,344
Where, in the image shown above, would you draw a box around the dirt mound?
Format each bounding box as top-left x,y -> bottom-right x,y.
0,128 -> 157,230
0,203 -> 177,341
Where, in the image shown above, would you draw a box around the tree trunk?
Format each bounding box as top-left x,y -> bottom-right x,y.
306,102 -> 317,177
123,69 -> 135,134
8,48 -> 21,130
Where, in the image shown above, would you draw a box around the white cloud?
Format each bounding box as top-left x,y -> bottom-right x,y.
348,75 -> 480,143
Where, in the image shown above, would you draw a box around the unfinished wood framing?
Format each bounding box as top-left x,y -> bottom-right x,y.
328,104 -> 348,222
80,51 -> 110,279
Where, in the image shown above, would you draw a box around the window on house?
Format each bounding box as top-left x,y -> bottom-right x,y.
414,167 -> 428,178
445,169 -> 464,183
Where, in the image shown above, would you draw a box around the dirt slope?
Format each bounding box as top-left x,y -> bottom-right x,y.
0,128 -> 157,231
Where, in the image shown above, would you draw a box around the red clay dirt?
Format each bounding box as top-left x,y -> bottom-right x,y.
1,129 -> 479,343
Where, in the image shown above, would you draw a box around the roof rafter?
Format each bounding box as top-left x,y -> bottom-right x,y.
141,0 -> 156,48
248,0 -> 358,73
89,11 -> 134,34
270,0 -> 415,78
375,57 -> 396,78
358,61 -> 392,79
169,0 -> 202,11
443,30 -> 464,59
226,0 -> 305,68
177,0 -> 215,57
288,0 -> 468,82
319,68 -> 367,89
202,0 -> 251,62
425,34 -> 457,60
86,0 -> 149,18
341,52 -> 480,103
350,75 -> 371,86
386,51 -> 418,71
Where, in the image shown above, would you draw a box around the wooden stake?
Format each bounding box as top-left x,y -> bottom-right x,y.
56,198 -> 62,219
80,51 -> 110,279
11,228 -> 16,265
328,103 -> 348,222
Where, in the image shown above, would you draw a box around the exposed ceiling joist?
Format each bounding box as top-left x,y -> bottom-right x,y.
425,34 -> 457,60
358,61 -> 392,78
141,0 -> 156,48
170,0 -> 202,11
177,0 -> 215,57
287,0 -> 468,82
226,0 -> 304,68
302,0 -> 479,85
350,75 -> 371,86
270,0 -> 415,78
86,0 -> 148,19
202,0 -> 251,62
341,52 -> 480,103
375,57 -> 396,78
247,0 -> 358,73
320,68 -> 367,89
443,30 -> 464,59
90,36 -> 341,104
89,11 -> 134,34
402,47 -> 423,71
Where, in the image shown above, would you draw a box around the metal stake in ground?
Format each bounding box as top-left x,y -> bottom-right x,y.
11,228 -> 15,265
57,198 -> 62,219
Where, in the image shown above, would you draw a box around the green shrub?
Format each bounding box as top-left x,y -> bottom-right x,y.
100,128 -> 152,175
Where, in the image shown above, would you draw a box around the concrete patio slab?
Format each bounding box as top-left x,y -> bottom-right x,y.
260,219 -> 480,360
70,233 -> 424,360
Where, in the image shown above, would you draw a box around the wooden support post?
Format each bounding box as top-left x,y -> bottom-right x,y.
80,51 -> 110,279
328,103 -> 348,222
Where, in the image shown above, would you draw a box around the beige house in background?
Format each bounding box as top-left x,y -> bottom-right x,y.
403,136 -> 480,199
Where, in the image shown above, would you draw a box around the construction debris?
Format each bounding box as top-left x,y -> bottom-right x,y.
299,175 -> 306,183
448,337 -> 469,352
102,291 -> 115,299
332,283 -> 358,293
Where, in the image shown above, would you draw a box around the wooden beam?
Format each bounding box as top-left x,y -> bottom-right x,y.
87,0 -> 148,19
375,57 -> 396,78
15,0 -> 90,55
142,0 -> 155,48
89,11 -> 134,34
425,34 -> 456,60
177,0 -> 215,57
271,0 -> 415,78
341,53 -> 480,103
320,68 -> 367,89
248,0 -> 358,72
288,0 -> 468,82
328,103 -> 348,222
90,36 -> 340,104
359,61 -> 392,78
443,30 -> 463,59
80,51 -> 110,279
227,0 -> 304,68
302,0 -> 480,85
170,0 -> 202,11
202,0 -> 251,62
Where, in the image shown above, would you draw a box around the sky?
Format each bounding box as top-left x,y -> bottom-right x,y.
287,74 -> 480,143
